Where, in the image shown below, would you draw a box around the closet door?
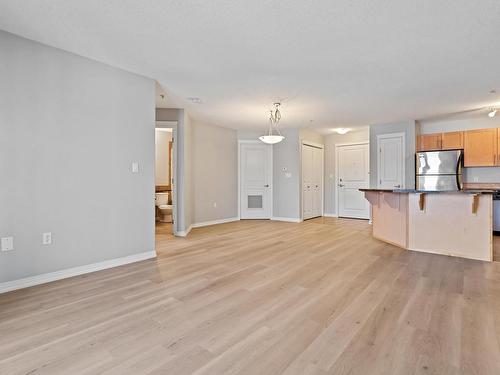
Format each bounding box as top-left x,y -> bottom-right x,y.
302,145 -> 314,220
312,147 -> 324,217
302,144 -> 324,220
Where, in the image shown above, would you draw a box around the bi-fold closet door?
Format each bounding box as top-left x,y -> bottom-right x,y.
302,144 -> 324,220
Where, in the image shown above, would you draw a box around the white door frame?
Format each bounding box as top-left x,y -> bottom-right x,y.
334,141 -> 370,218
238,140 -> 273,219
300,141 -> 324,221
155,121 -> 178,235
376,132 -> 406,189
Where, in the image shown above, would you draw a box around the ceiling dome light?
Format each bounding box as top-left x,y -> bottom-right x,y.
259,103 -> 285,144
335,128 -> 350,134
488,108 -> 497,118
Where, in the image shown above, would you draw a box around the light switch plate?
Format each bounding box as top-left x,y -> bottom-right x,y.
42,232 -> 52,245
1,237 -> 14,252
131,162 -> 139,173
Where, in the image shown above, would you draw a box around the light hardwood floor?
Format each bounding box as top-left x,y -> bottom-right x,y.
1,218 -> 500,374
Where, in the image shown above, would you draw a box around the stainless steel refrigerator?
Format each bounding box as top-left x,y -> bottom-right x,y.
416,150 -> 463,191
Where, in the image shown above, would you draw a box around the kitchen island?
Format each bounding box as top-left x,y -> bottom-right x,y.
360,189 -> 494,261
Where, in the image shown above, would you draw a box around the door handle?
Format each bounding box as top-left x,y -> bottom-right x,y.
264,184 -> 270,187
394,184 -> 401,188
338,184 -> 345,187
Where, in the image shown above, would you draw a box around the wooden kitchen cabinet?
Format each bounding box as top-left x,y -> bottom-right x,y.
441,131 -> 464,149
464,128 -> 498,167
497,129 -> 500,166
417,133 -> 442,151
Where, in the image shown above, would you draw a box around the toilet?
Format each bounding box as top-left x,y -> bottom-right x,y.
155,192 -> 173,223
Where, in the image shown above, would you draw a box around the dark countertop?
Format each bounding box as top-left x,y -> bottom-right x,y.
359,188 -> 497,194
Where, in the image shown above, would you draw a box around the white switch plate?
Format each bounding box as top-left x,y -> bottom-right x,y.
42,232 -> 52,245
131,162 -> 139,173
213,202 -> 217,208
1,237 -> 14,252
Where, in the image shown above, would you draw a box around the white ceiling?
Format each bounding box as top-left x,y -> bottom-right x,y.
1,0 -> 500,132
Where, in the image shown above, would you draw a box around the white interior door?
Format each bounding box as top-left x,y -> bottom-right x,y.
337,143 -> 370,219
377,133 -> 405,189
302,144 -> 323,220
240,143 -> 272,219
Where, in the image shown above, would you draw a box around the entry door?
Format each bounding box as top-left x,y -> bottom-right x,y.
302,144 -> 324,220
240,143 -> 272,219
377,133 -> 405,189
337,143 -> 370,219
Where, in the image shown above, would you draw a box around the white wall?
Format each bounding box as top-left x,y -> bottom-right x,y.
192,122 -> 238,223
324,128 -> 370,215
0,31 -> 155,283
369,120 -> 417,189
155,129 -> 172,186
419,115 -> 500,183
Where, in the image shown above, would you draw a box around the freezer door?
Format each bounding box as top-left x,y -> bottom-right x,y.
416,150 -> 462,175
416,175 -> 462,191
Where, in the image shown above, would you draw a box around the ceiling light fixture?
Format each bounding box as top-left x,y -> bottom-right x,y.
335,128 -> 350,135
488,108 -> 497,118
259,103 -> 285,144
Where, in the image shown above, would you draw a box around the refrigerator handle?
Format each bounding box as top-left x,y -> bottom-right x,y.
456,152 -> 463,190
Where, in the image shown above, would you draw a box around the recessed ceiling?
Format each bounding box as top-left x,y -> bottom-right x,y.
1,1 -> 499,131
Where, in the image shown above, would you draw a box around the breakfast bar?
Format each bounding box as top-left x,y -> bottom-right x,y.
360,189 -> 494,261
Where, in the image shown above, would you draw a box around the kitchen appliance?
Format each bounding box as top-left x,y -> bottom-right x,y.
416,150 -> 463,191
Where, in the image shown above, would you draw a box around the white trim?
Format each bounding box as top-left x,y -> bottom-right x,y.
376,132 -> 406,189
334,142 -> 370,219
271,217 -> 302,223
238,141 -> 273,220
323,213 -> 338,218
175,225 -> 192,237
301,140 -> 324,149
192,217 -> 240,228
0,251 -> 157,294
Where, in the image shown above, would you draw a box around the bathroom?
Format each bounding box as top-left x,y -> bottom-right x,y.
155,126 -> 174,243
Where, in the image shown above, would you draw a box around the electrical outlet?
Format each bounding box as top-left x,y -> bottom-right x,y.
131,162 -> 139,173
1,237 -> 14,252
42,232 -> 52,245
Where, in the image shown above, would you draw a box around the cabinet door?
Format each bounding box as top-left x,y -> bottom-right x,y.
464,129 -> 497,167
418,133 -> 442,151
441,131 -> 463,149
498,129 -> 500,166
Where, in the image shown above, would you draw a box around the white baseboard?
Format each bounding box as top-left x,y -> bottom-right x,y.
0,250 -> 157,294
323,213 -> 338,218
175,225 -> 192,237
192,217 -> 240,228
271,217 -> 302,223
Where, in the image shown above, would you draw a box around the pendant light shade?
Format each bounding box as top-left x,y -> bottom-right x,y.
259,103 -> 285,144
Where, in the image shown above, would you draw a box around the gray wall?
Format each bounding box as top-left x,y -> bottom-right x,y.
273,128 -> 301,219
0,31 -> 155,283
193,122 -> 238,223
369,120 -> 416,189
324,129 -> 370,215
419,116 -> 500,183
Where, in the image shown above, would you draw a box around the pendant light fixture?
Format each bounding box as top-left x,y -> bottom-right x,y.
259,103 -> 285,144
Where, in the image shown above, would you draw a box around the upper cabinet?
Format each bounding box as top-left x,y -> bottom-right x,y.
441,131 -> 464,149
463,128 -> 498,167
417,133 -> 442,151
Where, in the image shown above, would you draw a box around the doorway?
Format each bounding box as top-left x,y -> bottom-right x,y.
239,141 -> 273,219
377,132 -> 405,189
335,143 -> 370,219
302,142 -> 324,220
155,121 -> 177,250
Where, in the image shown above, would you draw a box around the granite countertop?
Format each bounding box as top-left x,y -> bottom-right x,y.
359,188 -> 497,194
